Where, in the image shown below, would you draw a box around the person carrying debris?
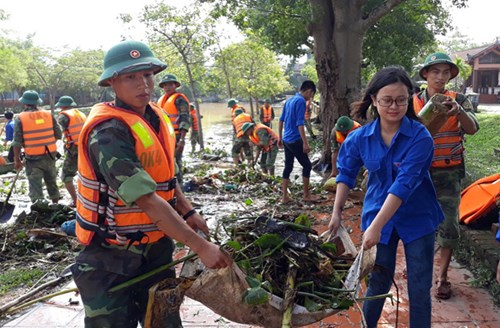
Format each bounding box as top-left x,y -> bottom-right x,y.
157,73 -> 191,185
414,52 -> 479,300
279,80 -> 319,203
259,98 -> 274,128
328,115 -> 361,178
56,95 -> 86,207
72,40 -> 231,328
231,109 -> 253,165
189,104 -> 202,152
240,122 -> 279,175
12,90 -> 62,204
328,66 -> 445,327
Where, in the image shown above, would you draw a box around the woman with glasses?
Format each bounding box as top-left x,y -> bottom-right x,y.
327,66 -> 444,327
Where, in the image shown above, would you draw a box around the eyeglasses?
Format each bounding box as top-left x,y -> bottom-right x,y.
376,97 -> 409,107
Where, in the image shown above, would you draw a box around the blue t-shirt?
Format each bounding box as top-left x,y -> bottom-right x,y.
496,211 -> 500,242
336,116 -> 444,245
5,120 -> 15,142
280,92 -> 306,143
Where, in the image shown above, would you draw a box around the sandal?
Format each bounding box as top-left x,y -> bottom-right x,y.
435,280 -> 452,300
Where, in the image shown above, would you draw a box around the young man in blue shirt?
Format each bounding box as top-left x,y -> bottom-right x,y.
278,80 -> 319,203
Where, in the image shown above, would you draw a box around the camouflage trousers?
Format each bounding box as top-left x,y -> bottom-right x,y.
260,145 -> 278,170
25,155 -> 60,202
190,131 -> 200,150
231,136 -> 252,160
71,237 -> 182,328
61,146 -> 78,182
430,166 -> 464,249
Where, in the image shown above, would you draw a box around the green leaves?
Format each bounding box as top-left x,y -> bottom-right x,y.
254,233 -> 282,249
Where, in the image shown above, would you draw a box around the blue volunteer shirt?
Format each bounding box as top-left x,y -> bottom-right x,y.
336,116 -> 444,245
5,120 -> 15,142
280,92 -> 306,143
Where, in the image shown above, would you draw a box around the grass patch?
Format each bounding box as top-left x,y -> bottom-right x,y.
0,267 -> 44,296
463,113 -> 500,186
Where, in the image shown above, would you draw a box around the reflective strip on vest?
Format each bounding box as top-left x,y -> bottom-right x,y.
413,90 -> 464,168
233,113 -> 253,138
76,102 -> 176,246
61,109 -> 86,147
157,93 -> 190,135
19,110 -> 57,156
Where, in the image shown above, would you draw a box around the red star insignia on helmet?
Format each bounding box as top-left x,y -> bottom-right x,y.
130,50 -> 141,58
431,55 -> 436,60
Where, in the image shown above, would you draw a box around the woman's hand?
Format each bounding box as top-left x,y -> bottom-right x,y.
327,211 -> 342,240
362,224 -> 382,250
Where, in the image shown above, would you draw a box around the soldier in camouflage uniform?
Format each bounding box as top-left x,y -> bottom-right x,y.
157,74 -> 191,185
71,40 -> 231,328
414,52 -> 480,300
12,90 -> 62,204
56,95 -> 85,207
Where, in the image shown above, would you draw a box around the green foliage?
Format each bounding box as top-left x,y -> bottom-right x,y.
213,38 -> 289,100
463,114 -> 500,186
0,267 -> 44,296
294,213 -> 312,228
254,233 -> 283,249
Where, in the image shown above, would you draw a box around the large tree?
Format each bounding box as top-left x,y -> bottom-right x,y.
139,3 -> 218,149
204,0 -> 468,161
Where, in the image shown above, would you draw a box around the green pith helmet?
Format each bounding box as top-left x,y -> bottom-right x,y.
335,116 -> 354,133
241,122 -> 255,134
98,40 -> 167,87
227,98 -> 238,107
190,104 -> 195,109
264,98 -> 271,103
55,95 -> 77,107
18,90 -> 42,105
419,52 -> 459,80
233,108 -> 244,116
159,73 -> 181,88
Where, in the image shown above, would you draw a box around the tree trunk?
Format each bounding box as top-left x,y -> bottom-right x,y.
309,0 -> 364,163
247,97 -> 253,118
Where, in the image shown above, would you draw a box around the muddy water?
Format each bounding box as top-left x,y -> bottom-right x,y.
197,102 -> 323,182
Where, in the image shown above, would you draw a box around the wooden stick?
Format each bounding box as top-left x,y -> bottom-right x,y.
0,276 -> 65,314
6,287 -> 79,314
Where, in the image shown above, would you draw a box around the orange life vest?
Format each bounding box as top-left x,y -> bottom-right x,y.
249,123 -> 278,152
76,102 -> 177,246
190,109 -> 199,132
60,108 -> 87,148
305,101 -> 311,120
413,90 -> 464,168
260,105 -> 273,123
335,121 -> 362,144
459,173 -> 500,225
233,113 -> 253,138
18,110 -> 57,156
231,105 -> 246,119
157,92 -> 190,135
